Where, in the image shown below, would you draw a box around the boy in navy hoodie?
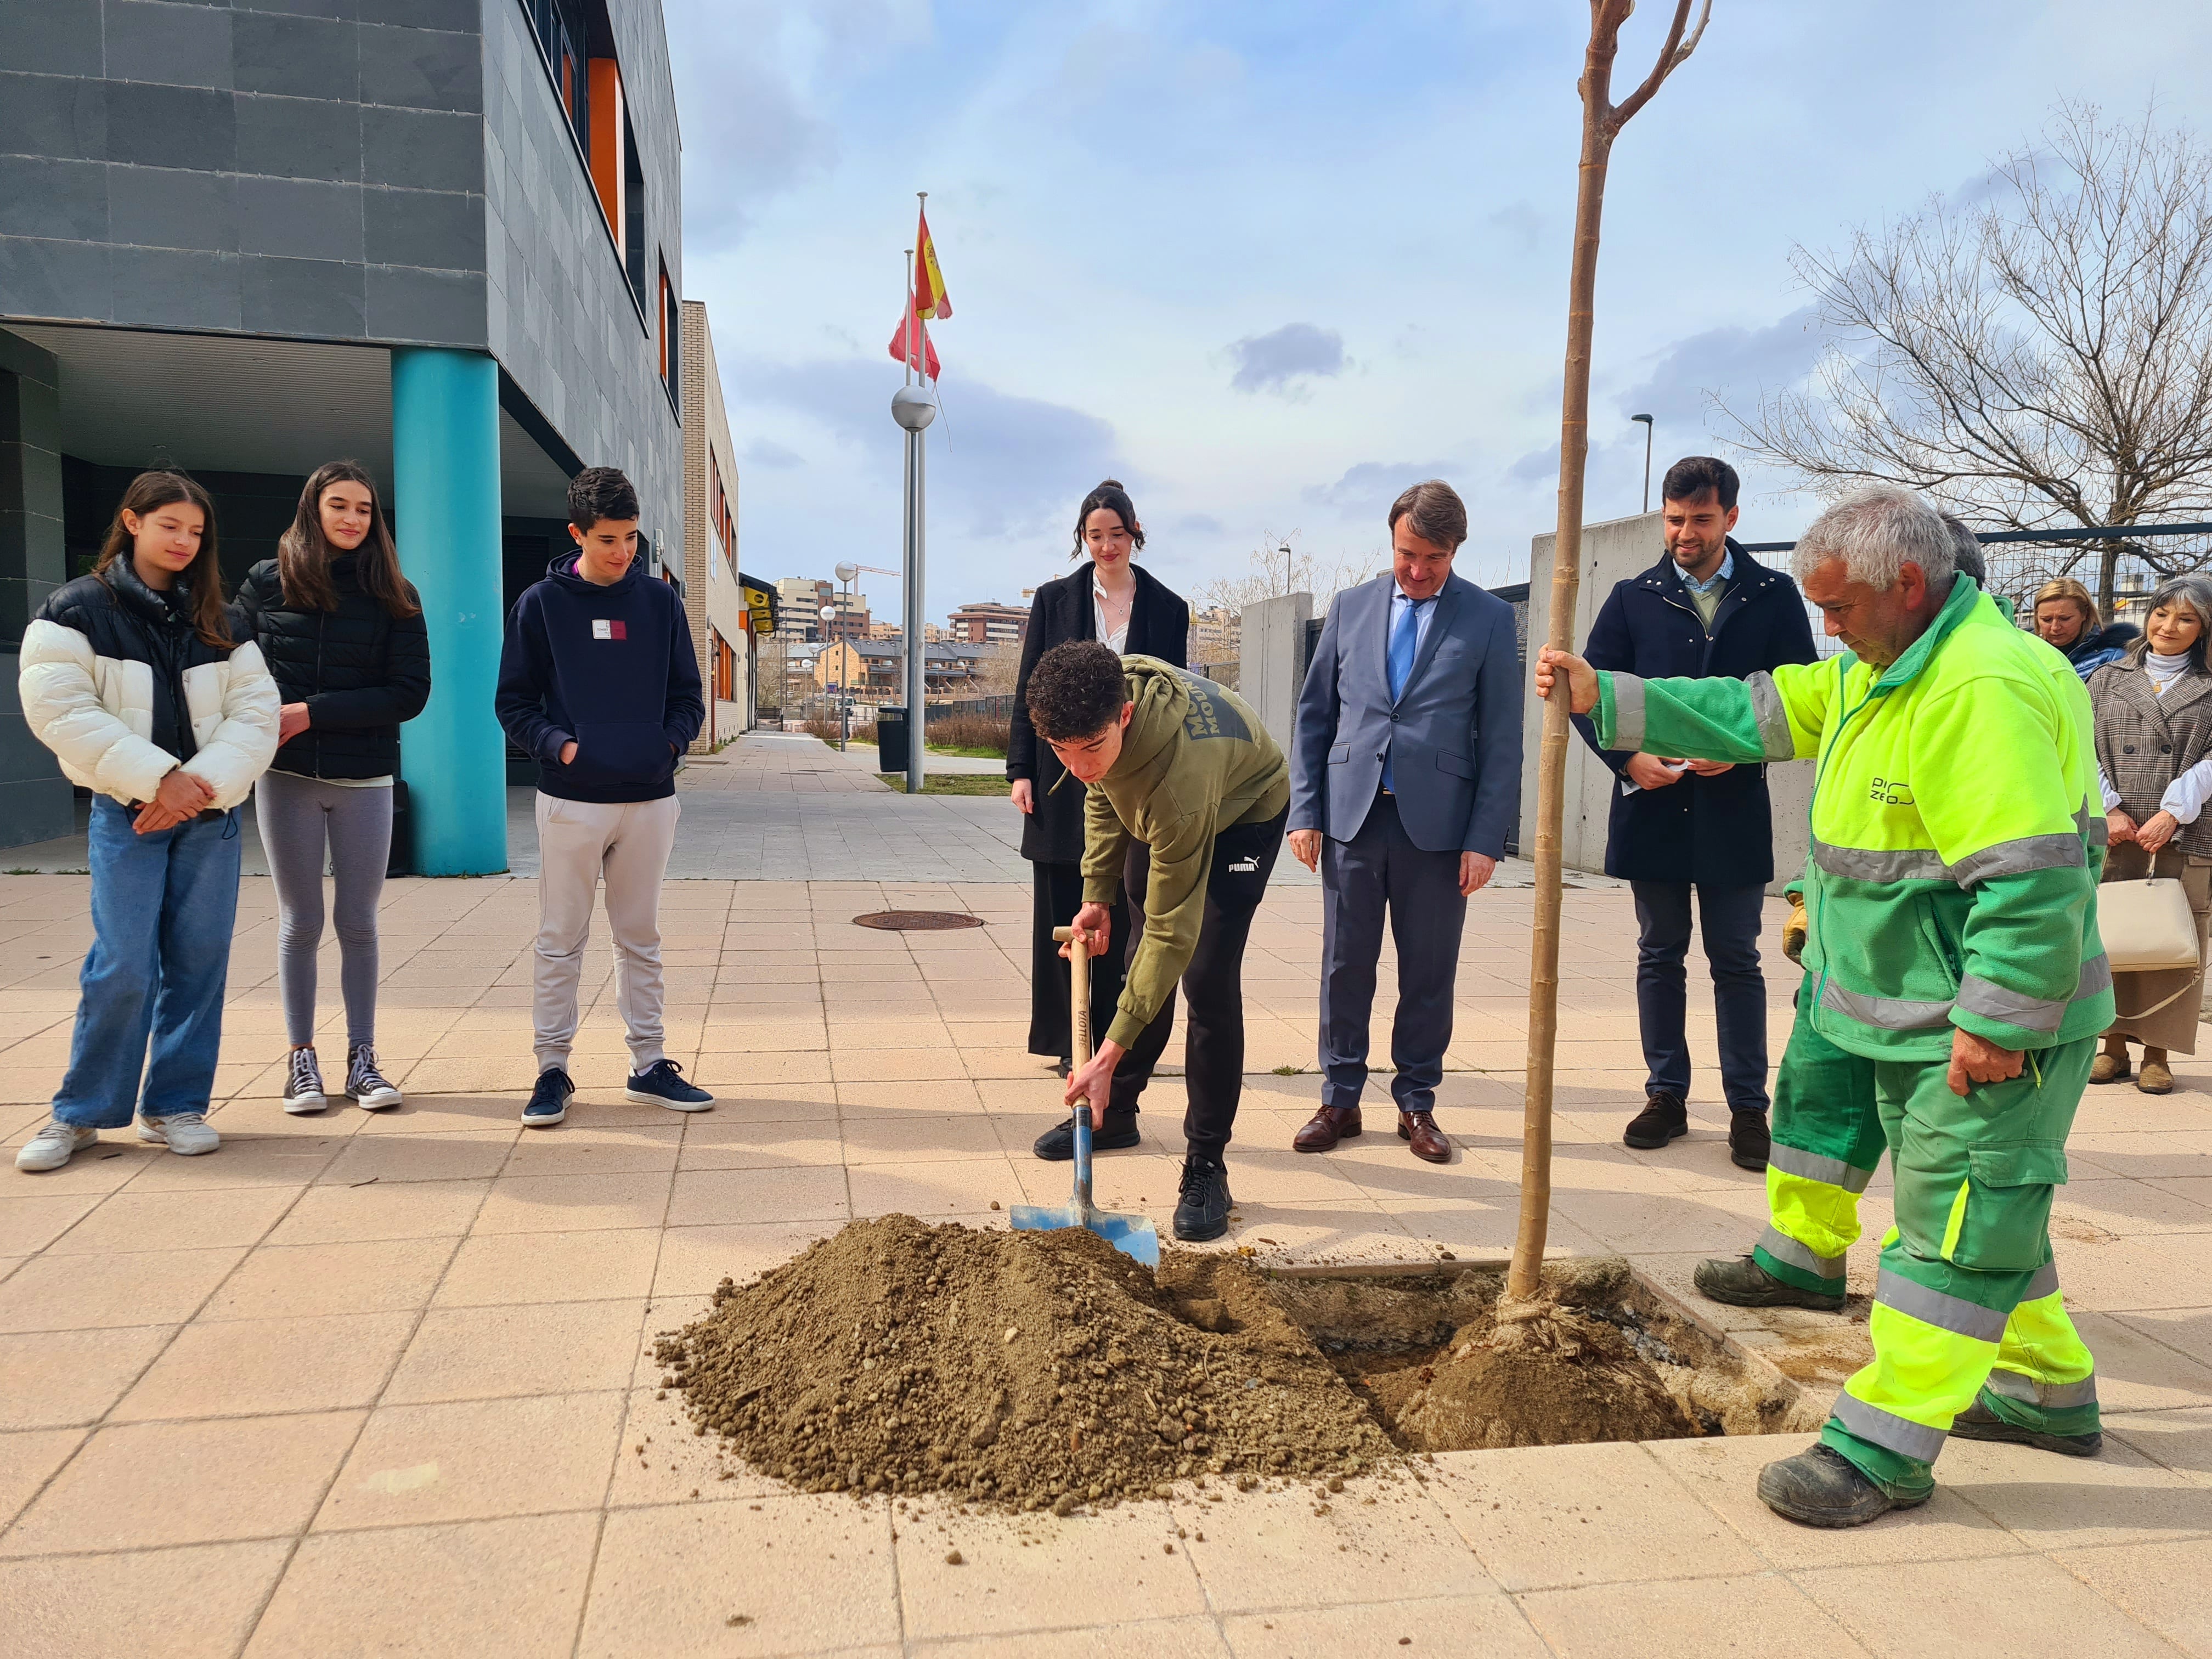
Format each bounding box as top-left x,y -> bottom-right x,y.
495,467 -> 711,1126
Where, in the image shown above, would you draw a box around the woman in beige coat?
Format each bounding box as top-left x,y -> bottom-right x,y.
2091,577 -> 2212,1094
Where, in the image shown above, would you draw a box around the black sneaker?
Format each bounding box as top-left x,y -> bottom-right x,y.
1695,1254 -> 1846,1311
1173,1154 -> 1233,1243
522,1067 -> 574,1127
281,1047 -> 328,1115
1757,1443 -> 1928,1528
625,1059 -> 714,1111
1949,1399 -> 2102,1457
1624,1091 -> 1689,1149
346,1044 -> 403,1111
1032,1113 -> 1141,1161
1729,1109 -> 1771,1171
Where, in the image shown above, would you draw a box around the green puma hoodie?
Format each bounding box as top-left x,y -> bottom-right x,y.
1081,657 -> 1290,1047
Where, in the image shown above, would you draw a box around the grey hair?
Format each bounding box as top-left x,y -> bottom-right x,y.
2128,576 -> 2212,676
1791,486 -> 1957,596
1935,509 -> 1985,584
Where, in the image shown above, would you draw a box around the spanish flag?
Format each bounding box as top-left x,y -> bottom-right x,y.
913,204 -> 951,320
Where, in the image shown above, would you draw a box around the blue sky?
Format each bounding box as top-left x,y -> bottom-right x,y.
663,0 -> 2212,616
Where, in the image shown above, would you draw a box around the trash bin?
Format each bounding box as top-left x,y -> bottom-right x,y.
386,779 -> 414,877
877,705 -> 910,776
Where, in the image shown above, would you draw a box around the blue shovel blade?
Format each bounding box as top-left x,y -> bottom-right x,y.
1008,1204 -> 1161,1269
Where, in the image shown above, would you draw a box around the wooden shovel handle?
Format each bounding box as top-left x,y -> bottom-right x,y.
1052,926 -> 1093,1071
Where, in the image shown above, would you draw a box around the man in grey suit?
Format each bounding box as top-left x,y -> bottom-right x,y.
1286,480 -> 1523,1163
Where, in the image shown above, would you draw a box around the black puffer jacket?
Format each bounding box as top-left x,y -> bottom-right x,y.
238,556 -> 431,780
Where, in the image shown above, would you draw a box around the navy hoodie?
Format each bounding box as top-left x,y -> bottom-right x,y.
495,552 -> 704,803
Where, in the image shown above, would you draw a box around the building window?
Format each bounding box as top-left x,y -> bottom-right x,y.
522,0 -> 656,332
526,0 -> 591,156
709,456 -> 735,569
659,261 -> 679,402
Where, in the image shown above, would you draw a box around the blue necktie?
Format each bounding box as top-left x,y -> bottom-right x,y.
1384,597 -> 1424,792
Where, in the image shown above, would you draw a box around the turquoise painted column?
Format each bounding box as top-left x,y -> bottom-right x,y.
391,347 -> 507,874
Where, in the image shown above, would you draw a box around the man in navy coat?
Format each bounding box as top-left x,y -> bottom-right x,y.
1572,456 -> 1818,1170
1286,480 -> 1522,1163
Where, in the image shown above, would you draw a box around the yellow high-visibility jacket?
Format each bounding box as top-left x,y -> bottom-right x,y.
1592,575 -> 2110,1059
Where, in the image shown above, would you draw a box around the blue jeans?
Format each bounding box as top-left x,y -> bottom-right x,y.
52,798 -> 242,1128
1629,879 -> 1770,1114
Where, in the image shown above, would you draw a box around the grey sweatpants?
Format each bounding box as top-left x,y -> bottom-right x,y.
255,769 -> 393,1049
533,792 -> 678,1075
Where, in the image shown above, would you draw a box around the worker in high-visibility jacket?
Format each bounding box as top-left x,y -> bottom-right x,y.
1537,485 -> 2106,1527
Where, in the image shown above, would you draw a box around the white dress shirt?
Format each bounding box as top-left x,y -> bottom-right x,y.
1093,580 -> 1130,653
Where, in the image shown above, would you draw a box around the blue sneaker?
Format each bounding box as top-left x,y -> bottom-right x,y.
625,1059 -> 713,1111
522,1067 -> 573,1127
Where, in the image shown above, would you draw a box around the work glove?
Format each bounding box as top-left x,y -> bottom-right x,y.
1782,890 -> 1808,966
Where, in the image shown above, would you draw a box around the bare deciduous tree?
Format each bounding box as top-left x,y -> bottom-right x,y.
1193,530 -> 1376,618
1514,0 -> 1708,1312
1727,101 -> 2212,613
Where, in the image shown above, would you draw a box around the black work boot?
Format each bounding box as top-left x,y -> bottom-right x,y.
1173,1154 -> 1233,1242
1695,1254 -> 1846,1312
1757,1444 -> 1928,1528
1728,1110 -> 1771,1171
1032,1111 -> 1140,1161
1623,1091 -> 1689,1149
1949,1399 -> 2102,1458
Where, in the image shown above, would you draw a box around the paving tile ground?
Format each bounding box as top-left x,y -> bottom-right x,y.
0,735 -> 2203,1655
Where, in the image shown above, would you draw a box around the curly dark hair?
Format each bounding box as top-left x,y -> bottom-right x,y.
1026,639 -> 1129,740
568,465 -> 640,531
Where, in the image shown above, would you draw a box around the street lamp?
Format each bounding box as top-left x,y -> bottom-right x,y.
1279,543 -> 1293,595
819,602 -> 847,749
1630,414 -> 1654,515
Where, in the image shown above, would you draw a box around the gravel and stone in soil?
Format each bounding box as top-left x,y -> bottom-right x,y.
654,1217 -> 1816,1513
655,1215 -> 1395,1511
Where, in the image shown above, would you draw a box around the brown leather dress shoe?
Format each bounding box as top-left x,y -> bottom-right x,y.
1293,1104 -> 1362,1153
1398,1110 -> 1451,1164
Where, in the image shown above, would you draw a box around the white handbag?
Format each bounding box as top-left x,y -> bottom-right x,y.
2098,877 -> 2202,972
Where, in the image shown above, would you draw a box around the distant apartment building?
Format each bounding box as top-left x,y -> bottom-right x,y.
772,577 -> 868,641
1191,604 -> 1240,663
948,599 -> 1027,647
678,299 -> 775,748
0,0 -> 685,870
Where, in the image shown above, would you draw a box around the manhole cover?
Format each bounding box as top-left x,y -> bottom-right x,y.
851,910 -> 986,932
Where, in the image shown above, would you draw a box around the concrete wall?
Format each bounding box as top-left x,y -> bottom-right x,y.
0,3 -> 490,345
0,0 -> 681,555
480,0 -> 681,554
0,328 -> 72,848
1239,592 -> 1313,755
1519,510 -> 1810,893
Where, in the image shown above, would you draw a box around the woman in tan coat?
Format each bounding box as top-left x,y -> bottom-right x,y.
2091,577 -> 2212,1093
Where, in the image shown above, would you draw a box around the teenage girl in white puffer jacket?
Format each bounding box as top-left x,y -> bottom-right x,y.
13,471 -> 278,1174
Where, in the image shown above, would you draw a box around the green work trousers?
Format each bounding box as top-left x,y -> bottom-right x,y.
1753,990 -> 2100,1497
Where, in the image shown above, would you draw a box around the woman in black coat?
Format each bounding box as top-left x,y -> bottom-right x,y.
1007,481 -> 1188,1155
239,460 -> 430,1117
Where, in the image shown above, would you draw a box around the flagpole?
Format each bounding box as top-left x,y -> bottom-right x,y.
892,225 -> 934,799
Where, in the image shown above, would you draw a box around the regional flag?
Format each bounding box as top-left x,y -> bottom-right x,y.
915,205 -> 951,320
888,305 -> 941,380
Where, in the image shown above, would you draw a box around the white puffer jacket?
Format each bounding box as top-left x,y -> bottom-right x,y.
20,577 -> 280,810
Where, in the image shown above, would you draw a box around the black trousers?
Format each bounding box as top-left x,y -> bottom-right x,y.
1027,849 -> 1144,1070
1114,808 -> 1289,1160
1318,791 -> 1468,1114
1628,879 -> 1770,1113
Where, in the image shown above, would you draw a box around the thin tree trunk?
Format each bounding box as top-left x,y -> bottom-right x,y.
1508,0 -> 1706,1305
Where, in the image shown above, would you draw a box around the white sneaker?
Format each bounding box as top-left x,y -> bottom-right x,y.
16,1119 -> 97,1172
283,1047 -> 328,1115
138,1113 -> 220,1156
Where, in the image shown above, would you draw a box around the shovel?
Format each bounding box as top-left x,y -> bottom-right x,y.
1010,926 -> 1161,1268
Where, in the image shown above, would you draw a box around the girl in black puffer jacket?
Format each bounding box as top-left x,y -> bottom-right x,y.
239,460 -> 430,1115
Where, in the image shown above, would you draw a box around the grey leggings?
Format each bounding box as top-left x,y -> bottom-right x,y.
255,770 -> 392,1049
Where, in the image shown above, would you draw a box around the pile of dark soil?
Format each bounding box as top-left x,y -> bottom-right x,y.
656,1215 -> 1395,1511
1276,1257 -> 1757,1451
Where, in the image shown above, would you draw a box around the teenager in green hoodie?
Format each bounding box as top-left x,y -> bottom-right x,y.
1025,640 -> 1290,1241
